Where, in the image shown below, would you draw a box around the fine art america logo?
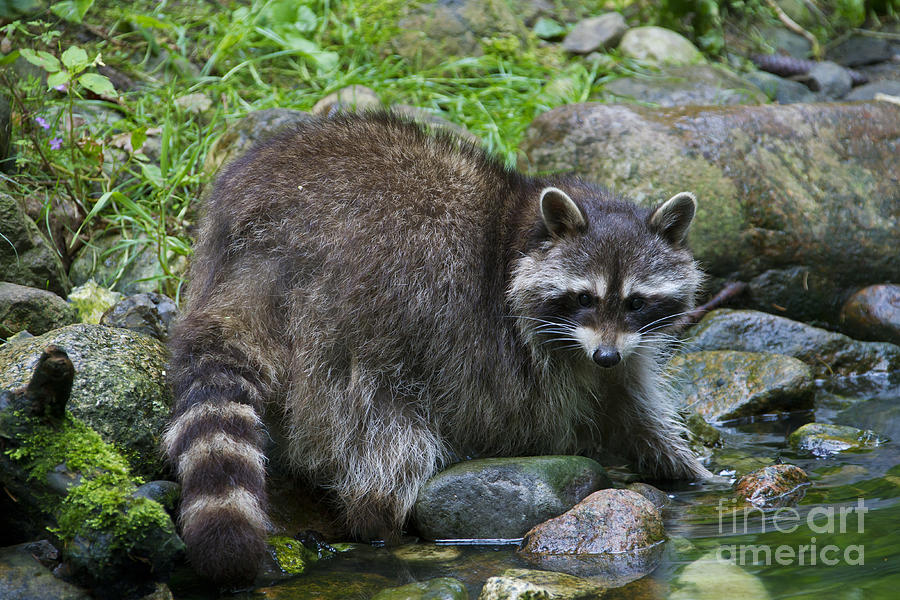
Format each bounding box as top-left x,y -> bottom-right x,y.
715,498 -> 867,566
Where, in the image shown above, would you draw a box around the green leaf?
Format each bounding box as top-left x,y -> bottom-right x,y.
130,127 -> 147,154
78,72 -> 116,97
141,163 -> 164,189
50,0 -> 95,24
295,5 -> 317,33
61,45 -> 88,71
46,70 -> 70,89
125,13 -> 172,29
533,17 -> 565,41
19,48 -> 61,73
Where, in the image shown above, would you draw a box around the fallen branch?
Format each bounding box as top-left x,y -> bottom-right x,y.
686,281 -> 748,324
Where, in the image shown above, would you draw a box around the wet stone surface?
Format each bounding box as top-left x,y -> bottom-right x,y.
839,284 -> 900,346
788,423 -> 883,457
414,456 -> 611,540
734,464 -> 810,508
685,309 -> 900,378
669,350 -> 814,422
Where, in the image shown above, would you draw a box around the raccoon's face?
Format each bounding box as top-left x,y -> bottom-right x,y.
509,185 -> 703,368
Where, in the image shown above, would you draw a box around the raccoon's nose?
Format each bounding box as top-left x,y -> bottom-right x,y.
592,346 -> 621,368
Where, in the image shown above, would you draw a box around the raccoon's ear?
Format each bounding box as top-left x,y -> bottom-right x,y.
540,187 -> 587,238
650,192 -> 696,246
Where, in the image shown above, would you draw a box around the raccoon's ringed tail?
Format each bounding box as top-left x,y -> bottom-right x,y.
164,400 -> 270,583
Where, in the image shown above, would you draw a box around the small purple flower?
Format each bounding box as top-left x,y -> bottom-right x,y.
35,116 -> 50,129
53,83 -> 68,92
49,137 -> 63,150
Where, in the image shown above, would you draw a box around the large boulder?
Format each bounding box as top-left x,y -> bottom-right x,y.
602,65 -> 767,107
685,309 -> 900,379
0,324 -> 172,479
521,102 -> 900,322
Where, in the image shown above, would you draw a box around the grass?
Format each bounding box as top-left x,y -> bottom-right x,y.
2,0 -> 893,300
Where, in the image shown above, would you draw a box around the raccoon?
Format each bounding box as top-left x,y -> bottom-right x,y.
163,112 -> 710,584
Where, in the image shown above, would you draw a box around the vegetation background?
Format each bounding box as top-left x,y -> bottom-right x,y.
1,0 -> 894,301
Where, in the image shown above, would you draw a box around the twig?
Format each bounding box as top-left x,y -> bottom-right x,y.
853,28 -> 900,41
765,0 -> 822,59
686,281 -> 748,324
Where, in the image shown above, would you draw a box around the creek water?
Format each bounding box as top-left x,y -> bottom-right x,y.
171,377 -> 900,599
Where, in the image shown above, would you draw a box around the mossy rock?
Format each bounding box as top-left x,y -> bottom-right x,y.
0,324 -> 172,479
788,423 -> 883,457
0,282 -> 78,338
670,350 -> 814,421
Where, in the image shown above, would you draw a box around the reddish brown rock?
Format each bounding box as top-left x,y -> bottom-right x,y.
517,489 -> 665,583
734,464 -> 810,508
840,284 -> 900,346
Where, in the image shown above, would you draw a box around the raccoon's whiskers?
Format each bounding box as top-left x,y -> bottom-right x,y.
636,310 -> 697,334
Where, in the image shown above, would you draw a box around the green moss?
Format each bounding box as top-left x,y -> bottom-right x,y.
4,410 -> 174,552
7,414 -> 131,480
269,535 -> 319,575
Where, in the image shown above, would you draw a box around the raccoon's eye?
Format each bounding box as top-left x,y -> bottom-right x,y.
627,296 -> 646,311
577,292 -> 593,307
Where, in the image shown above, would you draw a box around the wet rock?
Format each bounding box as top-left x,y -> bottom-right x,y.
669,351 -> 814,422
734,464 -> 810,508
66,280 -> 122,324
0,192 -> 70,297
414,456 -> 611,540
133,480 -> 180,513
100,292 -> 178,342
602,65 -> 767,107
669,552 -> 769,600
264,535 -> 321,577
389,0 -> 529,67
562,13 -> 626,54
373,577 -> 468,600
686,309 -> 900,378
617,26 -> 704,66
788,423 -> 882,457
804,61 -> 852,99
390,105 -> 481,145
0,324 -> 172,479
681,409 -> 722,448
203,108 -> 314,175
478,568 -> 605,600
69,234 -> 185,295
391,544 -> 462,564
745,266 -> 842,324
828,35 -> 894,67
0,282 -> 78,338
744,71 -> 816,104
626,482 -> 670,510
518,489 -> 665,581
312,85 -> 381,116
839,284 -> 900,345
0,543 -> 90,600
520,102 -> 900,304
0,356 -> 182,597
845,80 -> 900,101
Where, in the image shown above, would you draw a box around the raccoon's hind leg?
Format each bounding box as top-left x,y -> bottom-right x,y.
287,372 -> 445,541
163,324 -> 271,585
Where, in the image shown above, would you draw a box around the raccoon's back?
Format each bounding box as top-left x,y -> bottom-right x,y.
188,113 -> 525,373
